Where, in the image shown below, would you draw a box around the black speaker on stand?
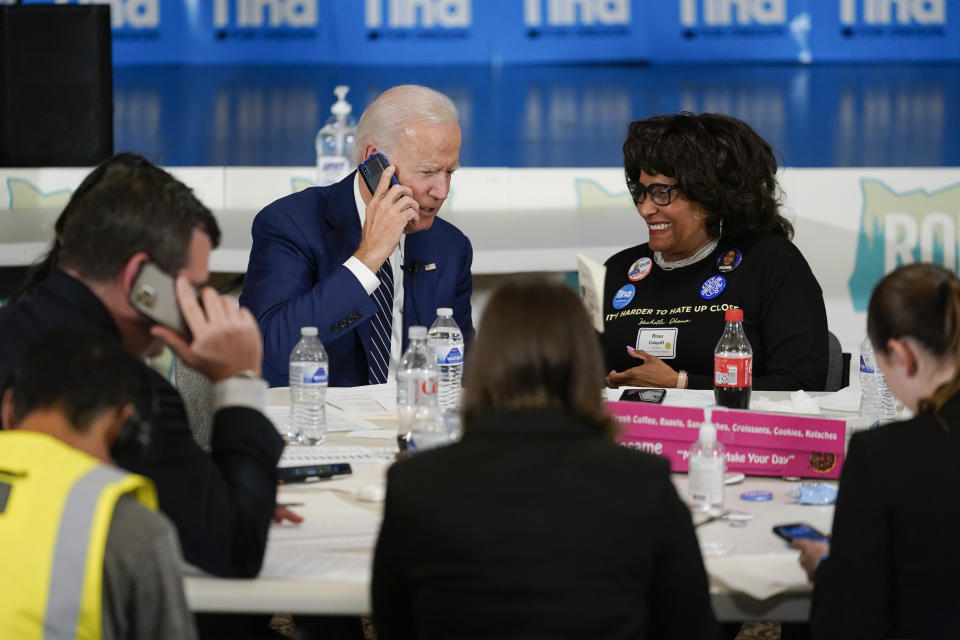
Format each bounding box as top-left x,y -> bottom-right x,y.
0,4 -> 113,167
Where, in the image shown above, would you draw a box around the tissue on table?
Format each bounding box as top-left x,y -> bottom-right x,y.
749,390 -> 821,415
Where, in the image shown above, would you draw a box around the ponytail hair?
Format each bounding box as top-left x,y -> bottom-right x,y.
867,263 -> 960,425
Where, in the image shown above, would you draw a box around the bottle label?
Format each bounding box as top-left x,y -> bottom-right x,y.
859,354 -> 875,374
317,155 -> 350,186
435,345 -> 464,365
295,364 -> 327,384
689,457 -> 725,504
714,356 -> 752,388
399,376 -> 438,406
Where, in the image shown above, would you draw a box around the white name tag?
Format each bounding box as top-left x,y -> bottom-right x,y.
635,328 -> 678,359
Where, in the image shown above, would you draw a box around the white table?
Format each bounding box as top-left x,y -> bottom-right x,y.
184,389 -> 842,622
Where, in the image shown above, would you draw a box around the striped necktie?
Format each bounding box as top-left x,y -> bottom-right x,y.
368,259 -> 393,384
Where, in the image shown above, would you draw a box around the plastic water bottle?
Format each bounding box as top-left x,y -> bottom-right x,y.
858,336 -> 898,428
714,308 -> 753,409
427,307 -> 464,411
289,327 -> 328,445
315,85 -> 356,187
408,406 -> 460,454
397,326 -> 439,437
688,409 -> 726,514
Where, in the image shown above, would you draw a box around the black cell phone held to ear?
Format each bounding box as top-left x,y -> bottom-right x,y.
772,523 -> 829,543
359,152 -> 400,195
619,388 -> 667,404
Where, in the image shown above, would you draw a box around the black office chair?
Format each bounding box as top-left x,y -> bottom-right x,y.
825,330 -> 851,391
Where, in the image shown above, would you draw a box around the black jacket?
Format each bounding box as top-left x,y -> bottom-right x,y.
0,270 -> 284,577
812,394 -> 960,639
372,408 -> 720,640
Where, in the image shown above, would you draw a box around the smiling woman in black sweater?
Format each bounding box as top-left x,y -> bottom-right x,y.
603,112 -> 828,391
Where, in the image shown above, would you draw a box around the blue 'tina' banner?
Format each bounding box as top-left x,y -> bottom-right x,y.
808,0 -> 959,62
19,0 -> 960,65
645,0 -> 815,63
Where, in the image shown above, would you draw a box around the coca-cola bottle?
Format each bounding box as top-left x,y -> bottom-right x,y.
714,308 -> 752,409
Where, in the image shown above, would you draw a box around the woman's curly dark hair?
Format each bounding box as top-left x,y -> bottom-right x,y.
623,112 -> 793,240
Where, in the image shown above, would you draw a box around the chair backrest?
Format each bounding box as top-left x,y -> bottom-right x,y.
173,357 -> 214,451
825,330 -> 851,391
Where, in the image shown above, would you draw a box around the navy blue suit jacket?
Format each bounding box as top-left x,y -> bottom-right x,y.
239,173 -> 474,387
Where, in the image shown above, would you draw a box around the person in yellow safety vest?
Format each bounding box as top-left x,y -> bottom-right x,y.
0,329 -> 197,640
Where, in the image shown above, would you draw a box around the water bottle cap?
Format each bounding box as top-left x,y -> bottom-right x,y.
300,326 -> 318,336
436,307 -> 453,317
724,309 -> 744,322
409,326 -> 427,339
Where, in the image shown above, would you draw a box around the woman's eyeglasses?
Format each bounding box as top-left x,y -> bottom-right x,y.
627,180 -> 680,206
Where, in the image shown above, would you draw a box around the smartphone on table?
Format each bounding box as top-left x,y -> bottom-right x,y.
619,388 -> 667,404
772,522 -> 829,543
129,262 -> 191,339
359,152 -> 400,194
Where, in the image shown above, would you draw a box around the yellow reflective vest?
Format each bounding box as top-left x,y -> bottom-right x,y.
0,431 -> 157,640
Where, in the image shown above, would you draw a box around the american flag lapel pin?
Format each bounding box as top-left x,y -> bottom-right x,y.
424,263 -> 437,271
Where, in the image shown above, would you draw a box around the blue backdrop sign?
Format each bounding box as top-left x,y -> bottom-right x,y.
646,0 -> 815,63
808,0 -> 958,62
18,0 -> 960,65
496,0 -> 647,64
334,0 -> 488,65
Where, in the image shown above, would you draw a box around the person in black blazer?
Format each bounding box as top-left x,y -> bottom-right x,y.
372,277 -> 720,640
795,263 -> 960,639
0,154 -> 284,579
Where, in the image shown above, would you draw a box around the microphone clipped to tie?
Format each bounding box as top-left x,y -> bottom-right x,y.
401,262 -> 436,273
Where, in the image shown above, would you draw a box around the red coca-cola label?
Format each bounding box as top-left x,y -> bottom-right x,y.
415,378 -> 438,404
714,356 -> 752,388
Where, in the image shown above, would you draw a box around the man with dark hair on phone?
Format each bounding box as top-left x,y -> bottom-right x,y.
240,84 -> 475,387
0,329 -> 196,639
0,153 -> 285,580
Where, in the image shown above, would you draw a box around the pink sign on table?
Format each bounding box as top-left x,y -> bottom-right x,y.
606,401 -> 846,479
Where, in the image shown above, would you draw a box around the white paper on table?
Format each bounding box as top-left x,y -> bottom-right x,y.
258,548 -> 372,582
345,429 -> 399,440
265,405 -> 380,433
326,385 -> 394,416
817,386 -> 862,413
705,552 -> 810,600
663,389 -> 716,407
362,382 -> 398,415
267,512 -> 381,551
605,387 -> 716,406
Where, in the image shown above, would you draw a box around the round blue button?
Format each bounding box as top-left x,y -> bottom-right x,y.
740,490 -> 773,502
612,284 -> 636,309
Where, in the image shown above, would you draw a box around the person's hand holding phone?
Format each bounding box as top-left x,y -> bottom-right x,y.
793,538 -> 830,582
151,275 -> 263,383
354,163 -> 419,273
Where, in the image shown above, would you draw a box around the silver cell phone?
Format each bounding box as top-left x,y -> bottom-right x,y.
129,262 -> 191,339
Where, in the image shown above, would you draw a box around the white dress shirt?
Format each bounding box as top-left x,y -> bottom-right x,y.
343,173 -> 405,380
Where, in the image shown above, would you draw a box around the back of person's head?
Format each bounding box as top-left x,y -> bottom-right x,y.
461,277 -> 615,437
351,85 -> 459,165
13,152 -> 219,301
6,328 -> 146,433
868,263 -> 960,420
622,111 -> 792,240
